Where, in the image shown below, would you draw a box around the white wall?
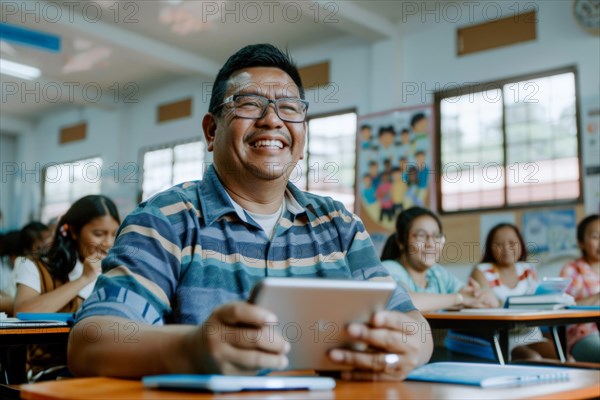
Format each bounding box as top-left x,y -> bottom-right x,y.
2,0 -> 598,229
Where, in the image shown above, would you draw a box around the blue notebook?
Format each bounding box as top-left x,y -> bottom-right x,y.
16,312 -> 75,324
142,375 -> 336,392
566,305 -> 600,311
406,362 -> 570,388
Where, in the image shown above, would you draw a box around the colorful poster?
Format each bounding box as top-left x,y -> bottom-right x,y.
355,106 -> 434,242
521,209 -> 577,260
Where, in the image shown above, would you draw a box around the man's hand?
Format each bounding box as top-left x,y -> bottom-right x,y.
186,302 -> 290,375
328,310 -> 432,381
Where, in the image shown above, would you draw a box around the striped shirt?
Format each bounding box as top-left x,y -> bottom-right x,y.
77,165 -> 415,326
475,262 -> 537,303
560,258 -> 599,350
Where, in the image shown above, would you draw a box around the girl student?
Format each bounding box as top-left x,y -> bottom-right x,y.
13,195 -> 120,381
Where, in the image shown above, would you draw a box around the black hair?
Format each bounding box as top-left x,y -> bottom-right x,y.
378,126 -> 395,137
577,214 -> 599,258
381,207 -> 442,261
43,195 -> 120,280
481,223 -> 527,263
360,124 -> 372,131
401,129 -> 410,134
208,43 -> 305,115
19,222 -> 49,257
410,112 -> 426,128
0,230 -> 20,257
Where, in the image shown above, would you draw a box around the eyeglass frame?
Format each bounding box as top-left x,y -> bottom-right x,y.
409,230 -> 446,244
216,94 -> 309,123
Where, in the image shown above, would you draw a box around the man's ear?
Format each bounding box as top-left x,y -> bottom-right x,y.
202,113 -> 217,152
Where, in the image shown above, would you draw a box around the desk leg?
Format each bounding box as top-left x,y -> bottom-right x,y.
551,326 -> 567,363
492,332 -> 507,365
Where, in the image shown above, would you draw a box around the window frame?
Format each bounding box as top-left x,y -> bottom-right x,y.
139,137 -> 205,202
435,65 -> 582,214
305,108 -> 358,212
40,155 -> 103,222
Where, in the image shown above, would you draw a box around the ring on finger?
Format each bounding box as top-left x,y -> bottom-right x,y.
382,353 -> 400,373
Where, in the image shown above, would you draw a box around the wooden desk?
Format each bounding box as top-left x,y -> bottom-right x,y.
424,310 -> 600,364
0,325 -> 70,384
19,370 -> 600,400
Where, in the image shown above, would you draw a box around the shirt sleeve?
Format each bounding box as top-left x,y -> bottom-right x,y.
341,210 -> 416,314
13,257 -> 41,293
560,261 -> 582,299
76,189 -> 197,326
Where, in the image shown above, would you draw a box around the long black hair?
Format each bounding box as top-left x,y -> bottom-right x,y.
481,223 -> 527,263
42,195 -> 120,280
380,207 -> 442,261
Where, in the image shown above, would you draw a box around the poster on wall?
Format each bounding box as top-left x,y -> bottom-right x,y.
355,106 -> 434,252
521,209 -> 577,262
582,95 -> 600,215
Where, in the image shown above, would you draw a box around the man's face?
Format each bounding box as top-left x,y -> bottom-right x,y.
205,67 -> 306,182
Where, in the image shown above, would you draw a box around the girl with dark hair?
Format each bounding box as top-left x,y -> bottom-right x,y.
470,223 -> 558,361
382,206 -> 497,311
19,221 -> 52,260
13,195 -> 120,382
560,214 -> 599,362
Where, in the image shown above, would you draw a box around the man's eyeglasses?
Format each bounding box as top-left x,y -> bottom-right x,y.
218,94 -> 309,123
410,230 -> 445,244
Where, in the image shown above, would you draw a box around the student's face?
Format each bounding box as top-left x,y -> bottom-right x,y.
369,163 -> 378,176
204,67 -> 306,182
413,118 -> 428,133
401,132 -> 410,144
491,226 -> 522,267
380,131 -> 394,148
361,128 -> 371,140
405,215 -> 444,271
580,219 -> 600,263
74,215 -> 119,261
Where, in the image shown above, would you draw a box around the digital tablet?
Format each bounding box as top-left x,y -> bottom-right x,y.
248,277 -> 396,371
143,375 -> 336,392
534,277 -> 572,295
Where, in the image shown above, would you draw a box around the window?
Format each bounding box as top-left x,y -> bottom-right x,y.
300,111 -> 357,211
141,139 -> 205,200
437,68 -> 579,212
41,157 -> 103,222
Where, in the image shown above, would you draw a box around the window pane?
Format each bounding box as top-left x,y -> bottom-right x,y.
142,148 -> 173,200
41,157 -> 103,222
440,89 -> 504,211
173,141 -> 204,185
305,112 -> 357,211
440,70 -> 579,212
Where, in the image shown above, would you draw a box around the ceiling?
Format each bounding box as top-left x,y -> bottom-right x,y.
0,0 -> 425,121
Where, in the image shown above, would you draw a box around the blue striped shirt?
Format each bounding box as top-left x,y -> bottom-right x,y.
77,165 -> 415,326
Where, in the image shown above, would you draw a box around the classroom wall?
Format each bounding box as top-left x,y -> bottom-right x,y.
2,0 -> 597,244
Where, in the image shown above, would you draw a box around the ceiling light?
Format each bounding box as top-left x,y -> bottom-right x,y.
0,58 -> 41,80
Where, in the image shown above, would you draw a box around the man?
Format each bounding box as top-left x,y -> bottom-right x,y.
68,44 -> 432,380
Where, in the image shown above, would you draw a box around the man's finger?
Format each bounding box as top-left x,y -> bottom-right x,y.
346,324 -> 410,353
370,310 -> 423,334
226,325 -> 290,354
222,345 -> 289,372
216,302 -> 277,326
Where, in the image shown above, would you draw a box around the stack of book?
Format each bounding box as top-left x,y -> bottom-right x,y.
505,293 -> 576,310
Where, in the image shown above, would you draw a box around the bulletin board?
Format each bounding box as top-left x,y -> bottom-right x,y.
355,105 -> 435,252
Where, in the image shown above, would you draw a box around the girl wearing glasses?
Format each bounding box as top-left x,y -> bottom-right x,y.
470,223 -> 558,361
381,206 -> 497,311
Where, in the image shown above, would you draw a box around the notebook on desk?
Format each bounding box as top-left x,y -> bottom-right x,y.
142,375 -> 336,392
406,362 -> 570,388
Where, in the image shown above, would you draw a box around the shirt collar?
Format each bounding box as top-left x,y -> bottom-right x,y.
199,164 -> 313,226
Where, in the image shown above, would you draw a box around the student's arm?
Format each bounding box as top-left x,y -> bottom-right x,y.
68,302 -> 289,378
409,292 -> 463,312
469,267 -> 489,290
14,258 -> 100,313
0,291 -> 13,315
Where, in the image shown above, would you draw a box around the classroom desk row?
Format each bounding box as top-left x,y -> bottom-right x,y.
3,310 -> 600,398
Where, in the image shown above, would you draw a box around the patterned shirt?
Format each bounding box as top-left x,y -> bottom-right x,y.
76,165 -> 415,326
560,258 -> 599,350
382,260 -> 464,294
475,262 -> 538,304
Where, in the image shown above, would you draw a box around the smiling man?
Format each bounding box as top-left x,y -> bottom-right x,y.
68,44 -> 432,381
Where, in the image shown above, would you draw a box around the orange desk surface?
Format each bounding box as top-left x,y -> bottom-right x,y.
20,370 -> 600,400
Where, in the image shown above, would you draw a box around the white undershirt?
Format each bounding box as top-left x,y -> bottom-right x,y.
13,256 -> 96,299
